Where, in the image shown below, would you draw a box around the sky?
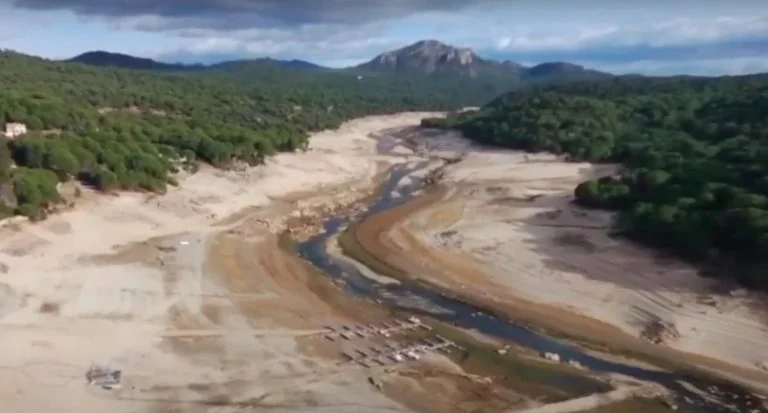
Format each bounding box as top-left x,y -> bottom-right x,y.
0,0 -> 766,76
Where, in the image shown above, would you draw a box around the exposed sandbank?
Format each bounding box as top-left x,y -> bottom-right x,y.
347,128 -> 768,393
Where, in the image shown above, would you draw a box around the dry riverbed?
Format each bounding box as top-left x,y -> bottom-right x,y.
351,129 -> 768,395
2,112 -> 767,413
0,113 -> 503,413
0,113 -> 598,413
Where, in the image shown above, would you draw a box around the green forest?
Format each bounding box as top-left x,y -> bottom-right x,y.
422,74 -> 768,290
0,51 -> 505,220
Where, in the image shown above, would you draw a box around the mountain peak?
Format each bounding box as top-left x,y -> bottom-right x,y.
64,41 -> 611,86
410,39 -> 450,48
354,40 -> 611,82
407,39 -> 469,53
358,40 -> 486,76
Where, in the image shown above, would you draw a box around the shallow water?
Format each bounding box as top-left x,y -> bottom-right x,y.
296,159 -> 761,413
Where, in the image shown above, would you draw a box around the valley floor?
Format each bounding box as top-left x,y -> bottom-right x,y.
0,113 -> 485,413
358,128 -> 768,393
1,112 -> 767,413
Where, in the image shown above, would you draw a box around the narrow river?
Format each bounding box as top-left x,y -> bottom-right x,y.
296,158 -> 762,413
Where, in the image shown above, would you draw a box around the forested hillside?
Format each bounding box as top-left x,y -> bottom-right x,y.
422,74 -> 768,290
0,50 -> 505,220
68,50 -> 326,71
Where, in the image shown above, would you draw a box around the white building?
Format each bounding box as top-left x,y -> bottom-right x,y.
3,122 -> 27,138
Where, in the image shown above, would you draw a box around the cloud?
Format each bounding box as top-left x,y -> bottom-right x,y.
492,15 -> 768,52
9,0 -> 502,29
590,57 -> 768,76
154,12 -> 768,74
480,14 -> 768,75
10,0 -> 495,64
151,23 -> 402,67
6,0 -> 768,75
481,35 -> 768,67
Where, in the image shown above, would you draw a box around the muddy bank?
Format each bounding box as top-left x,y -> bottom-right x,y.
292,167 -> 763,413
351,178 -> 768,388
345,132 -> 768,385
277,135 -> 765,413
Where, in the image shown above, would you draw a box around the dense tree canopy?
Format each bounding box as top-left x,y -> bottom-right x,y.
423,74 -> 768,291
0,51 -> 508,219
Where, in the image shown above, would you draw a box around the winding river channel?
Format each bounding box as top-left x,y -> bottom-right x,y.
296,158 -> 763,413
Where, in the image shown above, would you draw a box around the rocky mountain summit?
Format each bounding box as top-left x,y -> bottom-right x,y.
356,40 -> 610,82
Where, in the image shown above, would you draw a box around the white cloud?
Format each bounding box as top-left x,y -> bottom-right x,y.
150,22 -> 401,65
493,15 -> 768,52
495,26 -> 619,52
10,0 -> 503,30
581,56 -> 768,76
11,0 -> 761,75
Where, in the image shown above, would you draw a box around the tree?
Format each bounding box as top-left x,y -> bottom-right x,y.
43,145 -> 80,179
92,167 -> 118,191
0,142 -> 11,181
1,46 -> 526,220
429,72 -> 768,291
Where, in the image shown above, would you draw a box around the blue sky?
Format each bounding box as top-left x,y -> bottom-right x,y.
1,0 -> 766,75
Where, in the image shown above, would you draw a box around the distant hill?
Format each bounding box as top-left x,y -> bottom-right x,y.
66,51 -> 325,71
208,57 -> 326,71
355,40 -> 611,83
67,51 -> 191,71
0,46 -> 520,220
67,41 -> 611,87
523,61 -> 610,83
61,43 -> 613,113
279,59 -> 324,70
